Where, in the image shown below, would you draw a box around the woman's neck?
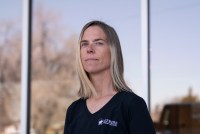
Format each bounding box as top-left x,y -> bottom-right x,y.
89,71 -> 116,98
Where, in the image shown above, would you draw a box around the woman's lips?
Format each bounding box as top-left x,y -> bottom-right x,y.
85,58 -> 98,61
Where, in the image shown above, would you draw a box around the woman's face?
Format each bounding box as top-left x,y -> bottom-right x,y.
80,26 -> 111,75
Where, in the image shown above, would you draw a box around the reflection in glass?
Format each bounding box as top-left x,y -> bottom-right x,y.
0,1 -> 22,134
151,0 -> 200,133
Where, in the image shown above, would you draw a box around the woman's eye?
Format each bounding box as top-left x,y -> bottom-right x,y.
95,42 -> 103,45
81,42 -> 88,47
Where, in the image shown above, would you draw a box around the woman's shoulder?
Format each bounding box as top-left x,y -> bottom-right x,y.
119,90 -> 147,108
119,90 -> 150,120
67,97 -> 85,112
119,91 -> 156,133
120,90 -> 145,102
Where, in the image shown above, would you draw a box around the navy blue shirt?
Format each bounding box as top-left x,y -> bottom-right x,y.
64,91 -> 156,134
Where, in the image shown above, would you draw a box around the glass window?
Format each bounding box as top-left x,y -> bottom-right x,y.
0,1 -> 22,134
151,0 -> 200,133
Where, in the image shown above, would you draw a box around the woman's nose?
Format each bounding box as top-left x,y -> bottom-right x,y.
87,44 -> 94,53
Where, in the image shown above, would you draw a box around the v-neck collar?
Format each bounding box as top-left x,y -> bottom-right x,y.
84,91 -> 123,116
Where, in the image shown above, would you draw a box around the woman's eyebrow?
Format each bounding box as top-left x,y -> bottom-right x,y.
80,39 -> 105,43
93,39 -> 105,42
80,40 -> 88,43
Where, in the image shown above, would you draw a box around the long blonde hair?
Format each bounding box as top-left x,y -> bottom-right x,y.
76,20 -> 131,98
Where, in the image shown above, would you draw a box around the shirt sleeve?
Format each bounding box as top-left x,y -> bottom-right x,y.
128,96 -> 156,134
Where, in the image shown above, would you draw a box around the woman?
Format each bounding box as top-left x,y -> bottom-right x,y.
64,20 -> 156,134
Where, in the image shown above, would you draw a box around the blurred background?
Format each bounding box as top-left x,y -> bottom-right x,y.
0,0 -> 199,134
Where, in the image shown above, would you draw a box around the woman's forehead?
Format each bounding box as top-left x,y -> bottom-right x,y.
82,26 -> 107,40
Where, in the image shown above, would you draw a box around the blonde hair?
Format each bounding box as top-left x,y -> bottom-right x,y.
76,20 -> 131,98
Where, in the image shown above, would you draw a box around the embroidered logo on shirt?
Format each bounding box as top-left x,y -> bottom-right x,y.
98,118 -> 118,127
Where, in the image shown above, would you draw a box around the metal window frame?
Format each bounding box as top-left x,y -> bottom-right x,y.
141,0 -> 151,111
21,0 -> 32,134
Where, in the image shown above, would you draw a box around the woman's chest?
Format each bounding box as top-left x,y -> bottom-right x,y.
69,105 -> 129,134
